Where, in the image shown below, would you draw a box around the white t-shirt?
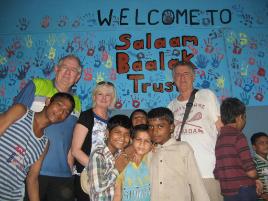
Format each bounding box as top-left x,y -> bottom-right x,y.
168,89 -> 220,178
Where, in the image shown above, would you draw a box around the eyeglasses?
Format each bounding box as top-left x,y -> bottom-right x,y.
173,72 -> 193,79
59,65 -> 81,74
97,81 -> 114,87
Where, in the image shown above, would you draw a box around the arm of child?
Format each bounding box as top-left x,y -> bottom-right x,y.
26,143 -> 49,201
113,177 -> 122,201
261,193 -> 268,200
91,151 -> 119,193
115,152 -> 129,173
235,135 -> 263,195
235,135 -> 259,180
0,104 -> 27,135
185,144 -> 210,201
246,169 -> 257,179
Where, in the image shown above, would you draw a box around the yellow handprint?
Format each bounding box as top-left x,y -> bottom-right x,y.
96,72 -> 105,83
0,55 -> 7,65
47,34 -> 56,46
104,55 -> 112,68
25,35 -> 33,48
239,33 -> 248,46
48,47 -> 56,60
216,76 -> 225,89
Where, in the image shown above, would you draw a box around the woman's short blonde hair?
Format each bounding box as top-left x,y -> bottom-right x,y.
92,81 -> 117,109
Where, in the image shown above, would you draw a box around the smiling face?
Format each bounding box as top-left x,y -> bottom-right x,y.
107,126 -> 130,155
173,65 -> 195,93
131,112 -> 147,127
54,57 -> 81,91
148,117 -> 174,145
93,85 -> 115,109
133,131 -> 152,156
45,97 -> 73,123
253,136 -> 268,158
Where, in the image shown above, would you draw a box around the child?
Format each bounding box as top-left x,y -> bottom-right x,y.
114,124 -> 152,201
214,97 -> 262,201
251,132 -> 268,201
0,92 -> 75,201
116,109 -> 148,170
130,109 -> 148,128
147,107 -> 210,201
88,114 -> 131,201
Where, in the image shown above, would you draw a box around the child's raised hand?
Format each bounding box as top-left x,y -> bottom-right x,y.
115,151 -> 129,173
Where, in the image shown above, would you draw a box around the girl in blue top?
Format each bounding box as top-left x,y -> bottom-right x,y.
114,124 -> 152,201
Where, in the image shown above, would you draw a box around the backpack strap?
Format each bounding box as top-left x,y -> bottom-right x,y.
177,89 -> 198,141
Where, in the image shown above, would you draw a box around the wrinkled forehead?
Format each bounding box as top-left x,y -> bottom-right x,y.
173,64 -> 194,74
60,57 -> 81,69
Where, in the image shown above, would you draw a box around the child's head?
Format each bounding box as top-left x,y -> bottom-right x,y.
132,124 -> 152,157
251,132 -> 268,157
147,107 -> 175,145
45,92 -> 75,123
106,115 -> 131,154
220,97 -> 246,130
130,109 -> 148,127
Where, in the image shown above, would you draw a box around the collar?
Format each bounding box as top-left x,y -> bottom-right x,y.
53,79 -> 74,94
255,153 -> 268,162
156,138 -> 177,148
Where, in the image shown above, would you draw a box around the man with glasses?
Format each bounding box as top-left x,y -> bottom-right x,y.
168,61 -> 223,201
14,54 -> 82,201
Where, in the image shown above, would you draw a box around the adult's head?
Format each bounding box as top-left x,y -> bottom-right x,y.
54,54 -> 82,92
172,61 -> 195,93
45,92 -> 75,123
92,81 -> 117,109
220,97 -> 246,130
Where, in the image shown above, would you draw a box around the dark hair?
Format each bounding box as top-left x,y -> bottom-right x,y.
251,132 -> 268,145
148,107 -> 174,124
50,92 -> 75,112
220,97 -> 245,125
172,61 -> 195,74
131,124 -> 149,139
130,109 -> 147,122
107,115 -> 131,132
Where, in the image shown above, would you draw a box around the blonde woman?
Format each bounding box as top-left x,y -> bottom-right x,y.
71,81 -> 117,201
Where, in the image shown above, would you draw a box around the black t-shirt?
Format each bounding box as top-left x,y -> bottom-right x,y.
74,108 -> 94,173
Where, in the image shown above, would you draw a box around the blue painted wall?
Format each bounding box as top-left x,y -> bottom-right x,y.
0,1 -> 267,136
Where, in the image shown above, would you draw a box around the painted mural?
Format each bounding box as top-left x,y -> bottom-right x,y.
0,0 -> 267,111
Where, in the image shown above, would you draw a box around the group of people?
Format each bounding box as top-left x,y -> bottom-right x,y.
0,54 -> 267,201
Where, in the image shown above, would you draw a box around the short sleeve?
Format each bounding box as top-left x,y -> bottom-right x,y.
205,89 -> 220,123
77,109 -> 93,129
13,80 -> 35,107
235,134 -> 255,171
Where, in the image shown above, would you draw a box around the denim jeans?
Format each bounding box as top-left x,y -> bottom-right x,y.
224,185 -> 257,201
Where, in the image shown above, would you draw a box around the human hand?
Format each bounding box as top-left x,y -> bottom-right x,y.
256,179 -> 263,196
115,152 -> 129,173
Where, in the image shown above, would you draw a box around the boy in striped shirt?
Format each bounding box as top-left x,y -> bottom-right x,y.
251,132 -> 268,201
0,92 -> 75,201
214,97 -> 263,201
